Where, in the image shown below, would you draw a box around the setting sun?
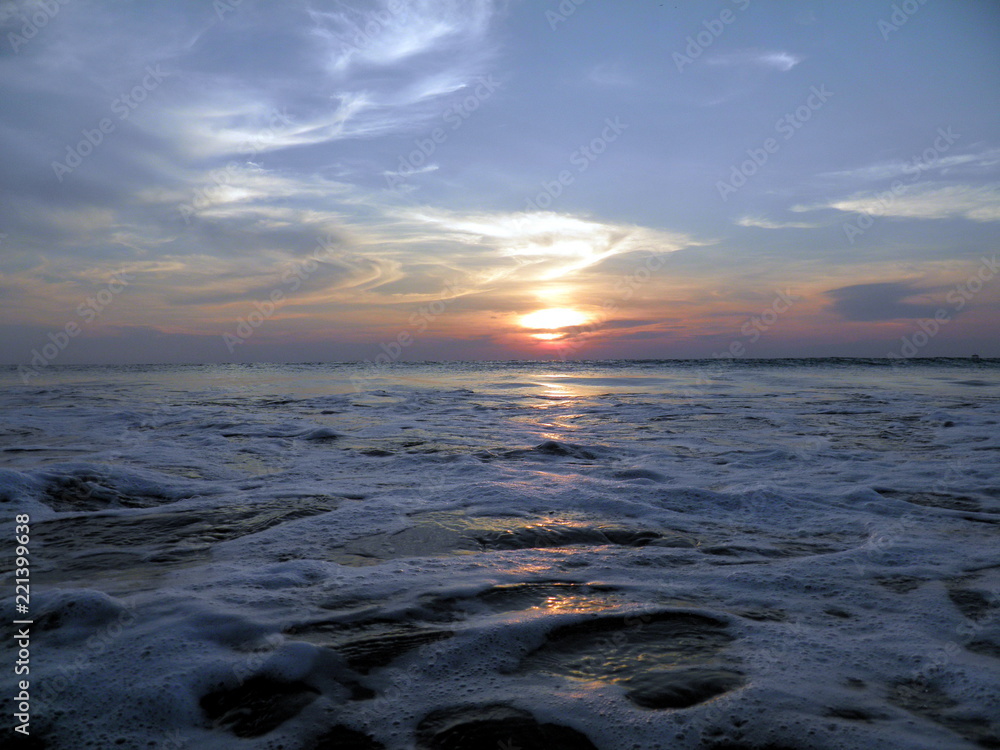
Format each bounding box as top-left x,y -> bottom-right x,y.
520,308 -> 589,331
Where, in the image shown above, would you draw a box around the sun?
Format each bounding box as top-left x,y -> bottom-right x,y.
520,308 -> 589,337
520,308 -> 589,329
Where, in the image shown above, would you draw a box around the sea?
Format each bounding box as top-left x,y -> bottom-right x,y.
1,359 -> 998,750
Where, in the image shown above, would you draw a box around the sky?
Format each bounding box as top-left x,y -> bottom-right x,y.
1,0 -> 998,366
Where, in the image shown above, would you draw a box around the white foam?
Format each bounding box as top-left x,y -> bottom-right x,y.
1,361 -> 998,748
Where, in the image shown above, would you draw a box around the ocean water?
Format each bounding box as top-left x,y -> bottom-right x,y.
1,359 -> 999,749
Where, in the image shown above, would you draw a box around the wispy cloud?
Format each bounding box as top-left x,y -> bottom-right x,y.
396,208 -> 694,282
796,183 -> 1000,222
706,50 -> 803,72
737,216 -> 820,230
819,147 -> 1000,183
311,0 -> 495,75
383,163 -> 439,179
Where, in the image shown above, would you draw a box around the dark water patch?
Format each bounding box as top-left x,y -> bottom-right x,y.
702,545 -> 784,559
331,628 -> 452,674
200,676 -> 319,737
330,512 -> 663,566
948,587 -> 998,621
482,523 -> 659,551
5,733 -> 47,750
818,416 -> 935,452
0,425 -> 44,443
966,640 -> 1000,659
700,538 -> 844,561
888,678 -> 1000,748
519,610 -> 741,709
33,496 -> 340,585
813,410 -> 883,415
823,607 -> 853,619
624,667 -> 744,709
299,427 -> 342,441
874,575 -> 924,593
478,440 -> 608,462
414,704 -> 597,750
37,470 -> 199,511
824,706 -> 887,722
878,489 -> 983,512
774,538 -> 847,556
285,619 -> 452,674
307,724 -> 385,749
735,607 -> 787,622
611,467 -> 668,482
347,436 -> 469,457
2,446 -> 89,455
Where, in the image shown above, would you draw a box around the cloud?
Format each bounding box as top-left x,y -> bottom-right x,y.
311,0 -> 495,74
396,208 -> 694,282
819,147 -> 1000,183
706,50 -> 803,72
737,216 -> 820,229
383,163 -> 439,180
825,282 -> 943,321
1,1 -> 507,168
796,183 -> 1000,222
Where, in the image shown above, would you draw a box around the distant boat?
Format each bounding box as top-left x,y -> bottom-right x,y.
971,354 -> 981,360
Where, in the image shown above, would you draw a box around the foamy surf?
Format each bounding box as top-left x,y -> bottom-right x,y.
1,360 -> 998,749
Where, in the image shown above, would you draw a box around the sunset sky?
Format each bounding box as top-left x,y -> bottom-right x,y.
1,0 -> 998,365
